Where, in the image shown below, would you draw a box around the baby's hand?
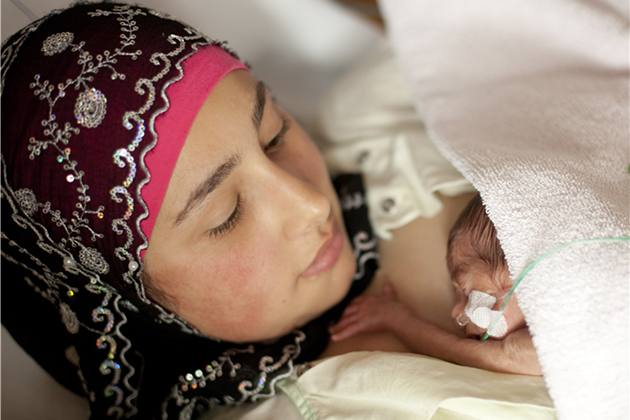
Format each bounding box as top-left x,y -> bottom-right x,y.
329,282 -> 410,341
497,327 -> 542,375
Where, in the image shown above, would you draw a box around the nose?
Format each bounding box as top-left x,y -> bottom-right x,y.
270,165 -> 331,239
451,294 -> 484,338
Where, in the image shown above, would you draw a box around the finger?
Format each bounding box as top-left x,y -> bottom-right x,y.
341,304 -> 361,318
329,315 -> 359,334
348,295 -> 368,305
330,322 -> 366,341
343,305 -> 361,316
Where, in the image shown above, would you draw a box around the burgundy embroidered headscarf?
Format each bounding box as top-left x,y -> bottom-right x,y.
1,2 -> 377,419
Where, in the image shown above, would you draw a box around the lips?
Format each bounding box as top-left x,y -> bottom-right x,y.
300,223 -> 344,278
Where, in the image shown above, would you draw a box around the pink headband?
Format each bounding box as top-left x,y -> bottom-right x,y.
141,45 -> 248,244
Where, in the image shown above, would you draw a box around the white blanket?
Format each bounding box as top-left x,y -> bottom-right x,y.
378,1 -> 629,420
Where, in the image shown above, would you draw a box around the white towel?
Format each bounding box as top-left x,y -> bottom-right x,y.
378,1 -> 629,419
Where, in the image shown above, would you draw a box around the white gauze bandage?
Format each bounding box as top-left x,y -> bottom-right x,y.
462,290 -> 508,338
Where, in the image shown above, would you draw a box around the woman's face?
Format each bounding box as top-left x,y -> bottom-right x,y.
143,70 -> 356,342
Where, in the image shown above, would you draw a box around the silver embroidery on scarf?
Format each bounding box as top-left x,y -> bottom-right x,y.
0,227 -> 73,298
65,345 -> 98,403
3,5 -> 151,418
340,191 -> 366,211
163,331 -> 305,418
1,194 -> 126,409
65,345 -> 81,366
337,187 -> 379,280
79,246 -> 110,274
74,87 -> 107,128
352,231 -> 379,280
60,302 -> 80,334
2,179 -> 125,415
41,32 -> 74,56
14,188 -> 39,216
2,3 -> 246,418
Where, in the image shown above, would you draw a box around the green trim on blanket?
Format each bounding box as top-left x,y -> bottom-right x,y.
277,378 -> 319,420
484,236 -> 630,339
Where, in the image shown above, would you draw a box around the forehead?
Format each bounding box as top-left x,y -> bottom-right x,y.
156,70 -> 258,222
453,266 -> 500,296
448,238 -> 470,272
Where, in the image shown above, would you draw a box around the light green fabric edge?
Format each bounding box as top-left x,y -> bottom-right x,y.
277,378 -> 319,420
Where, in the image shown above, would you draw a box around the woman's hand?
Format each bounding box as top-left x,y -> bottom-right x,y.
330,282 -> 411,341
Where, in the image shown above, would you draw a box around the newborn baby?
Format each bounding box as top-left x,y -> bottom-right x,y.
330,194 -> 542,375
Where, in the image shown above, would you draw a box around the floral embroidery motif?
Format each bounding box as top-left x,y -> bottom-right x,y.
337,185 -> 379,281
41,32 -> 74,56
74,88 -> 107,128
4,2 -> 230,416
14,188 -> 39,216
79,246 -> 110,274
3,5 -> 156,417
167,331 -> 305,419
181,346 -> 256,393
340,191 -> 366,211
352,231 -> 379,280
60,302 -> 80,334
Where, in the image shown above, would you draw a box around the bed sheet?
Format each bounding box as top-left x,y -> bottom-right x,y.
205,352 -> 555,420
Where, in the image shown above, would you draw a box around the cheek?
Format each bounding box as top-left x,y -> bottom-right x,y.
187,235 -> 296,333
503,295 -> 526,333
199,238 -> 283,308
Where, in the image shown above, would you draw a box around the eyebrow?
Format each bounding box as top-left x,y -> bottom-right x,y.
175,154 -> 242,225
251,80 -> 266,131
174,80 -> 266,226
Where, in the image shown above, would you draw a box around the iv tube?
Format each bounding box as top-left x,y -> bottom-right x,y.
481,237 -> 630,341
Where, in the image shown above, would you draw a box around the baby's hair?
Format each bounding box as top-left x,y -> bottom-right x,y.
447,194 -> 508,284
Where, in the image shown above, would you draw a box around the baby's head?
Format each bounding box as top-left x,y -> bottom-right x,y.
447,194 -> 509,288
447,194 -> 524,338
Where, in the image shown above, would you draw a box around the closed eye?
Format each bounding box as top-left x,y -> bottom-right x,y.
208,195 -> 242,238
265,115 -> 291,152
